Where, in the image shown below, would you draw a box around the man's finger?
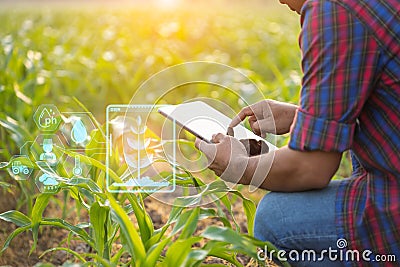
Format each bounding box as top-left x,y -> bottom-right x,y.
195,138 -> 216,159
229,106 -> 254,127
212,133 -> 226,143
249,120 -> 261,136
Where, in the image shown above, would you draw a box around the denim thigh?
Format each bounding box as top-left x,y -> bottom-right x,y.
254,180 -> 343,266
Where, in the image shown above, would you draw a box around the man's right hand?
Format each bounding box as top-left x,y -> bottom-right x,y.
229,99 -> 298,136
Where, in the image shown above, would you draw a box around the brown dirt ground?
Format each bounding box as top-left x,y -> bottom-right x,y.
0,183 -> 278,267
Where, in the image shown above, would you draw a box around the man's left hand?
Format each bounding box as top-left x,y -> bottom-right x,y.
195,133 -> 249,184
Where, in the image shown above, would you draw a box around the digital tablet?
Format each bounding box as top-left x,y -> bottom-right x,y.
158,101 -> 276,152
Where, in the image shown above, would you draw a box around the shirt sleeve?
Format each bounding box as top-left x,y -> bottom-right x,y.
289,0 -> 381,152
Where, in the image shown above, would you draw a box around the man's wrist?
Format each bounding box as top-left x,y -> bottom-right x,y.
241,156 -> 258,185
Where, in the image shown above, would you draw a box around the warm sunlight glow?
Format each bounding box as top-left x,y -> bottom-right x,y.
156,0 -> 181,8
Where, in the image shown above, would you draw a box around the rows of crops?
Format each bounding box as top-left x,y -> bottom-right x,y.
0,1 -> 351,266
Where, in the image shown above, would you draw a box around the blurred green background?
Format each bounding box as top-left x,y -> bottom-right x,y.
0,0 -> 304,163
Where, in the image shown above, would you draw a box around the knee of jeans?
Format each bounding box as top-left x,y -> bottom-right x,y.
254,193 -> 282,245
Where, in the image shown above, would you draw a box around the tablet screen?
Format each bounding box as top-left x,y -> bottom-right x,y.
158,101 -> 276,151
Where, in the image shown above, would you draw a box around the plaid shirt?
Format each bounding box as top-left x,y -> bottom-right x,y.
288,0 -> 400,266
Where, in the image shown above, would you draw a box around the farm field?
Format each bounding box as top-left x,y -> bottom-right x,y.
0,1 -> 352,266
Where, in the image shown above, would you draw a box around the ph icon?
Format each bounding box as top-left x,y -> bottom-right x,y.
33,104 -> 62,132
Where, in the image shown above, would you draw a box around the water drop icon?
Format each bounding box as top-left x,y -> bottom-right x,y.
71,119 -> 88,144
38,108 -> 52,128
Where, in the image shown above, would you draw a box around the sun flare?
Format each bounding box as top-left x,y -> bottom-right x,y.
156,0 -> 181,8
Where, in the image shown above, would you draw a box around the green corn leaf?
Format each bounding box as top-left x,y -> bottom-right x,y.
41,218 -> 95,248
145,223 -> 173,250
202,226 -> 289,266
81,253 -> 114,267
0,181 -> 12,189
0,224 -> 31,255
110,246 -> 126,265
64,177 -> 102,194
199,208 -> 231,228
163,236 -> 202,267
63,263 -> 85,267
144,237 -> 171,267
218,194 -> 240,232
0,162 -> 9,169
40,247 -> 87,263
171,207 -> 200,240
230,190 -> 257,236
179,207 -> 200,239
61,148 -> 122,188
173,180 -> 229,207
185,249 -> 210,266
126,193 -> 154,245
29,263 -> 55,267
166,204 -> 185,224
201,240 -> 243,266
0,114 -> 33,144
107,195 -> 146,266
202,226 -> 259,259
89,201 -> 110,259
30,193 -> 52,255
144,204 -> 184,249
0,210 -> 31,227
198,264 -> 227,267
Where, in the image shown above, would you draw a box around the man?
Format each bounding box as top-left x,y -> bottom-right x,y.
195,0 -> 399,266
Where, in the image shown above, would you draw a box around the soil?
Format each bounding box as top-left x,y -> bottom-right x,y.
0,186 -> 91,266
0,182 -> 278,267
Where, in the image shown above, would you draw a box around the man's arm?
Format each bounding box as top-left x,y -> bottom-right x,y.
243,146 -> 341,192
196,134 -> 341,192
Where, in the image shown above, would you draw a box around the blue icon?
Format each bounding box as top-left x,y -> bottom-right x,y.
8,155 -> 34,181
72,156 -> 83,176
71,118 -> 88,144
11,161 -> 29,175
38,173 -> 59,192
40,138 -> 57,165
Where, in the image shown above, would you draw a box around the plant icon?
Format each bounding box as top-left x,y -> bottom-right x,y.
115,115 -> 170,189
124,115 -> 154,170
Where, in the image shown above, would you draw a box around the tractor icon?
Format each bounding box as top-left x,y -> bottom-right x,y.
12,161 -> 30,175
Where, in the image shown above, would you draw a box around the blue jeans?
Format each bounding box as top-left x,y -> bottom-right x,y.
254,180 -> 343,266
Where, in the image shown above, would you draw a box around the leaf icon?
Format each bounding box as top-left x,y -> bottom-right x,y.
136,115 -> 142,126
124,152 -> 154,169
126,137 -> 151,150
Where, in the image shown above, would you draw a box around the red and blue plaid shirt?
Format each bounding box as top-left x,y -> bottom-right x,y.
289,0 -> 400,265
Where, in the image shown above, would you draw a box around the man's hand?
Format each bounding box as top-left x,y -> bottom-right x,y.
195,133 -> 250,184
230,99 -> 298,136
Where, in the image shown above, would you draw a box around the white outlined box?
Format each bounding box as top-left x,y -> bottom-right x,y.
106,105 -> 176,193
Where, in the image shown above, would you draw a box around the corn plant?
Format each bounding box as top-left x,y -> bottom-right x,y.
0,99 -> 287,266
0,4 -> 346,266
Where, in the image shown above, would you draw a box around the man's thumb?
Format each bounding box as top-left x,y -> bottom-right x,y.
195,138 -> 216,161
